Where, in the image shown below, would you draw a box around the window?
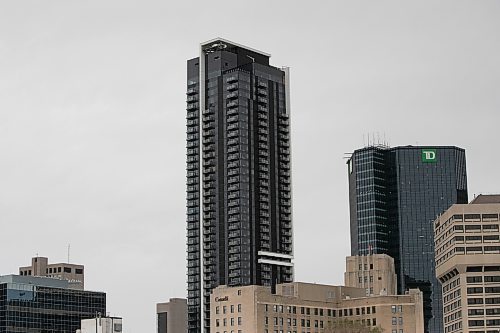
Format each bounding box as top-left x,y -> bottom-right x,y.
391,305 -> 397,313
75,268 -> 83,274
238,304 -> 241,312
398,317 -> 403,325
216,319 -> 220,327
468,320 -> 484,327
230,318 -> 234,326
467,276 -> 483,283
397,305 -> 403,313
485,276 -> 500,282
223,318 -> 227,326
467,287 -> 483,294
64,267 -> 71,273
237,289 -> 242,295
238,317 -> 242,325
216,306 -> 220,314
231,305 -> 234,313
223,306 -> 227,314
392,317 -> 397,325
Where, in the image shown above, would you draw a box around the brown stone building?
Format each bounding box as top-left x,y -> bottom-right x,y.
19,256 -> 84,290
345,254 -> 398,297
210,282 -> 424,333
435,194 -> 500,333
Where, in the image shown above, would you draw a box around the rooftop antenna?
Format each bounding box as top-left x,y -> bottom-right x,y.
67,244 -> 71,264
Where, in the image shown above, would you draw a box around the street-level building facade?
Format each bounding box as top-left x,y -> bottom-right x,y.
347,145 -> 468,333
210,282 -> 424,333
186,38 -> 293,333
435,195 -> 500,333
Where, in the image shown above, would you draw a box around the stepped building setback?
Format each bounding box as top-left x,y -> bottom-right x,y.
186,38 -> 293,333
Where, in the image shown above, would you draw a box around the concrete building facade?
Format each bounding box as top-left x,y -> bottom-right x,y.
434,195 -> 500,333
19,256 -> 85,290
210,282 -> 424,333
157,298 -> 187,333
345,254 -> 398,297
77,317 -> 123,333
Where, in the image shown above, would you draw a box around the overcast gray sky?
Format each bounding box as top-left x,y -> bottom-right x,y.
1,0 -> 499,332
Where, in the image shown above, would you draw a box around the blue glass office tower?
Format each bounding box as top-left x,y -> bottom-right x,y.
186,39 -> 293,333
347,145 -> 468,333
0,275 -> 106,333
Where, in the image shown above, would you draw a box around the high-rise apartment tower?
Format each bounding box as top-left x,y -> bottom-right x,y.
347,145 -> 468,333
186,38 -> 293,333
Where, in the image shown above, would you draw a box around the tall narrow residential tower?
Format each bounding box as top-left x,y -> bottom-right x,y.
347,145 -> 468,333
186,39 -> 293,333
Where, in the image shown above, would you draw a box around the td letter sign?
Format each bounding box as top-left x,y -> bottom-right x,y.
422,149 -> 437,163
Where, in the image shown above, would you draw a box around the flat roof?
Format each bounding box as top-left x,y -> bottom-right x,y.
0,274 -> 69,288
201,37 -> 271,57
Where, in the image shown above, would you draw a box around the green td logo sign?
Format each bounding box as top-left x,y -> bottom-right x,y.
422,149 -> 437,163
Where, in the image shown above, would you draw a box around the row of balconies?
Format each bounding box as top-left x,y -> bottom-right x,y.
226,76 -> 237,84
187,126 -> 197,134
227,115 -> 238,123
227,83 -> 238,91
203,137 -> 214,144
228,138 -> 239,146
227,123 -> 238,131
257,81 -> 268,88
257,88 -> 267,97
187,103 -> 198,111
227,130 -> 238,138
227,92 -> 238,100
187,110 -> 198,120
227,101 -> 238,108
187,88 -> 197,96
186,141 -> 197,148
203,108 -> 214,115
187,133 -> 198,141
187,96 -> 198,103
227,108 -> 238,116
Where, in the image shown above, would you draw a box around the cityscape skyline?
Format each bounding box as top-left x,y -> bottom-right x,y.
1,1 -> 500,332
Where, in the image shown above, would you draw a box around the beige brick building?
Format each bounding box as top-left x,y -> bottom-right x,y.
345,254 -> 398,296
210,282 -> 424,333
434,194 -> 500,333
19,256 -> 84,290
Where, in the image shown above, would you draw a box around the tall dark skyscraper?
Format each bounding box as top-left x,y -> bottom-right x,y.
347,145 -> 468,333
186,39 -> 293,333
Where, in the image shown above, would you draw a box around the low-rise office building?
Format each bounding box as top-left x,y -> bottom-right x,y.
345,254 -> 398,296
0,275 -> 105,333
19,256 -> 85,290
210,282 -> 424,333
435,194 -> 500,333
157,298 -> 187,333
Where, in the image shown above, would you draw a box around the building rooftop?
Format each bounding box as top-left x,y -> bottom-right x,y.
0,274 -> 69,288
470,194 -> 500,204
201,37 -> 271,57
